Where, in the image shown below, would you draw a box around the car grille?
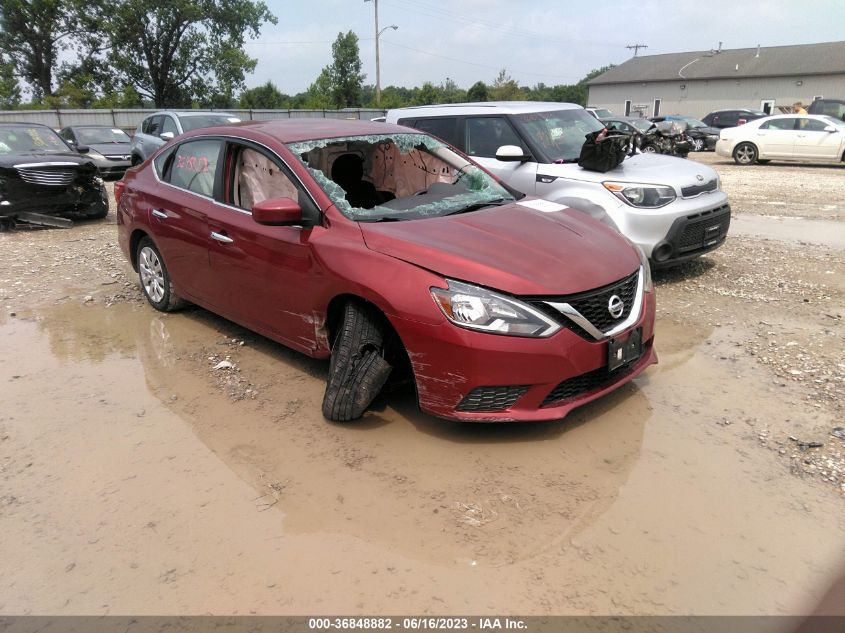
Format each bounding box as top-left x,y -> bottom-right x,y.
105,155 -> 130,161
16,167 -> 77,187
541,364 -> 635,408
527,271 -> 639,339
676,205 -> 731,253
456,385 -> 528,412
681,179 -> 718,198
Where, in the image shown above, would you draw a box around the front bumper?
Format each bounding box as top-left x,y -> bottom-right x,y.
391,290 -> 657,422
91,156 -> 131,176
650,203 -> 731,267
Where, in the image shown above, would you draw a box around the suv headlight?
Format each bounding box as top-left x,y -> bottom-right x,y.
603,181 -> 676,208
431,280 -> 560,337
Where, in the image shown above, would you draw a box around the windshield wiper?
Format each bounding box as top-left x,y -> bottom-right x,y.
445,198 -> 509,216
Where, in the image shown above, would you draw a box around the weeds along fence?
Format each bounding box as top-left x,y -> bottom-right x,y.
0,108 -> 388,133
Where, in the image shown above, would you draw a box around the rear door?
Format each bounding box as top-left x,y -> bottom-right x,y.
755,118 -> 798,157
147,138 -> 223,303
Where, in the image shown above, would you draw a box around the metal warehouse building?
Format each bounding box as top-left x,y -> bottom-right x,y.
586,41 -> 845,119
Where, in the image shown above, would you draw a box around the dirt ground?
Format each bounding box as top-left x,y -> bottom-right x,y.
1,155 -> 844,617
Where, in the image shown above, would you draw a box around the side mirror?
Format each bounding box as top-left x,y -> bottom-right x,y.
824,125 -> 837,133
495,145 -> 530,162
252,197 -> 303,226
76,144 -> 90,153
159,132 -> 175,141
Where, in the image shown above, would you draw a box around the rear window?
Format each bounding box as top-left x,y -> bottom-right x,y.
178,115 -> 241,132
166,139 -> 221,197
403,118 -> 460,148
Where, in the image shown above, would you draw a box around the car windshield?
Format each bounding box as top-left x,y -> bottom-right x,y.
678,117 -> 707,128
822,116 -> 845,129
179,115 -> 241,132
0,126 -> 69,154
628,118 -> 654,133
75,127 -> 131,144
592,108 -> 613,118
288,133 -> 517,222
512,109 -> 605,163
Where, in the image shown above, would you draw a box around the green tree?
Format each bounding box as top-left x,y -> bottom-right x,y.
0,56 -> 21,108
466,81 -> 488,102
489,68 -> 523,101
239,80 -> 288,109
579,64 -> 616,85
304,68 -> 333,109
0,0 -> 97,99
101,0 -> 276,107
413,81 -> 440,106
321,30 -> 364,108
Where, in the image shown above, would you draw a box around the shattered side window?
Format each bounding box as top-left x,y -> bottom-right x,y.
287,133 -> 515,221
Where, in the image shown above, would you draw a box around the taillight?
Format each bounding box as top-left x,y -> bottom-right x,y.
114,180 -> 126,205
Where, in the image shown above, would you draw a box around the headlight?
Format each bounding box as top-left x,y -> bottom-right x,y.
603,181 -> 676,208
431,280 -> 561,337
636,246 -> 653,293
87,150 -> 105,160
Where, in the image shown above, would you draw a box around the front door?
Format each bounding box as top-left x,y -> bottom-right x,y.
205,142 -> 322,353
793,118 -> 845,159
464,116 -> 538,195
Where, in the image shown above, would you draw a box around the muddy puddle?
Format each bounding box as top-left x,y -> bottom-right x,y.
730,214 -> 845,249
2,299 -> 845,615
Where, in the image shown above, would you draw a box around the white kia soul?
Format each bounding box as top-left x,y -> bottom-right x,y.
386,102 -> 731,266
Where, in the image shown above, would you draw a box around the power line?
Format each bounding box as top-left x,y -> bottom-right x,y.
379,38 -> 582,82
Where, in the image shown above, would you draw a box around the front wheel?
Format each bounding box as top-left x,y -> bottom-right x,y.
641,144 -> 658,154
136,237 -> 185,312
322,302 -> 393,422
733,142 -> 758,165
691,138 -> 705,152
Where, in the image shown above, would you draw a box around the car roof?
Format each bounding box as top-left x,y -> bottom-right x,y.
388,101 -> 582,117
600,116 -> 646,122
185,118 -> 416,144
0,122 -> 54,128
65,124 -> 126,129
149,110 -> 238,118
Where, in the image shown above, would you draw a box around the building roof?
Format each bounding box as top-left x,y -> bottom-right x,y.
387,102 -> 582,117
588,41 -> 845,85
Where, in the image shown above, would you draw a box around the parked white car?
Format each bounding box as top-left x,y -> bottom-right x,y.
387,102 -> 730,266
716,114 -> 845,165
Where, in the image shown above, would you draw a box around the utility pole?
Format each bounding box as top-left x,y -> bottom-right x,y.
626,44 -> 648,57
364,0 -> 397,108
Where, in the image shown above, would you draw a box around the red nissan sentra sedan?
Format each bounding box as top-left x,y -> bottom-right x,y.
116,119 -> 657,423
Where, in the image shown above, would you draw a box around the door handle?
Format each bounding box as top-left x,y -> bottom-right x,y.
210,231 -> 234,244
151,209 -> 167,219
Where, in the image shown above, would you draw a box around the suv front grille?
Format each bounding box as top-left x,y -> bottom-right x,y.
16,167 -> 76,186
676,205 -> 731,253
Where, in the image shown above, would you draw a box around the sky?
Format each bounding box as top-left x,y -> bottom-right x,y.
243,0 -> 845,94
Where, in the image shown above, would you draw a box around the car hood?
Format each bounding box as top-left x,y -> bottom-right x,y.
358,199 -> 640,296
88,142 -> 132,155
0,151 -> 97,169
539,153 -> 718,189
691,126 -> 720,135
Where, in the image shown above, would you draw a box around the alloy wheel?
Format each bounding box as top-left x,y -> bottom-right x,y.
139,246 -> 166,303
